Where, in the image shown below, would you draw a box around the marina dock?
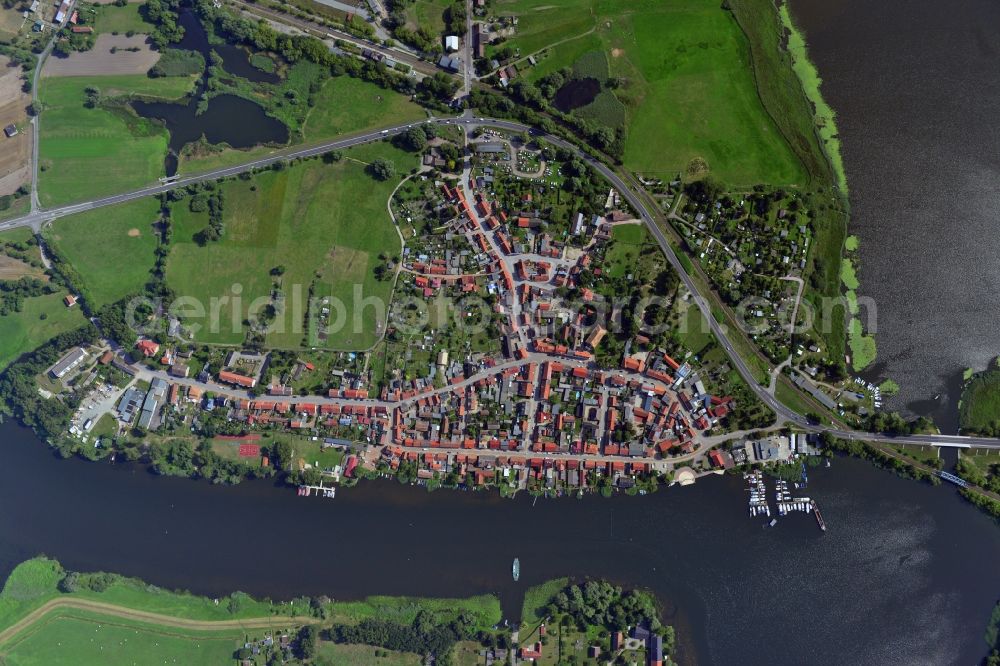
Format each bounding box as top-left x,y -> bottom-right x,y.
297,484 -> 336,498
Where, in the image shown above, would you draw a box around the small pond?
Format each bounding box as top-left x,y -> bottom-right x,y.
553,77 -> 601,112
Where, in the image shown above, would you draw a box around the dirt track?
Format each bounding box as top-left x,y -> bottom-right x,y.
42,34 -> 159,77
0,597 -> 316,647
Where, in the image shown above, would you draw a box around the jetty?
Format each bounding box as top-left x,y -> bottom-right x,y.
297,484 -> 336,498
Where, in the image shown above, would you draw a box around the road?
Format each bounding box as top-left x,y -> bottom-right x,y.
7,114 -> 1000,452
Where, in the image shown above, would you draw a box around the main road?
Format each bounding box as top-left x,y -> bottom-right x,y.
5,114 -> 999,451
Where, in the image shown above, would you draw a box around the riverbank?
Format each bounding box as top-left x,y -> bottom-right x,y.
0,557 -> 506,665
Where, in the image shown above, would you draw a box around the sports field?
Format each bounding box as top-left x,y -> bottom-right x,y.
303,75 -> 425,141
167,142 -> 412,349
495,0 -> 805,186
37,74 -> 196,207
46,197 -> 161,308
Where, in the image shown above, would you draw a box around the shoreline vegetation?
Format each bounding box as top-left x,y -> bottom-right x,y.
775,3 -> 848,194
772,1 -> 875,371
0,557 -> 674,665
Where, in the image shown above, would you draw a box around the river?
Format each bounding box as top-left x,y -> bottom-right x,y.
1,421 -> 998,664
787,0 -> 1000,432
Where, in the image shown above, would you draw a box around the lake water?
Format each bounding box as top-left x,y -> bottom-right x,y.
131,11 -> 288,175
788,0 -> 1000,432
1,420 -> 998,664
132,93 -> 288,164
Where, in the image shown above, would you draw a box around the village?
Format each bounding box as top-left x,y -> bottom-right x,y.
36,125 -> 818,499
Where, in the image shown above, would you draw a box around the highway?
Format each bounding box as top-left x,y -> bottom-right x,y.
7,114 -> 1000,452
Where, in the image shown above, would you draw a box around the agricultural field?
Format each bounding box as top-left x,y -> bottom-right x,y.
0,292 -> 87,372
41,34 -> 161,77
0,56 -> 31,199
37,74 -> 196,206
494,0 -> 805,186
303,75 -> 425,142
167,142 -> 414,349
46,197 -> 161,308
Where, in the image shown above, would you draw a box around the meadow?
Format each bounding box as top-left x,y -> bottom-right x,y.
405,0 -> 450,35
167,142 -> 413,349
46,197 -> 161,308
38,74 -> 196,207
94,2 -> 152,35
303,75 -> 425,142
497,0 -> 806,186
0,609 -> 245,666
0,292 -> 87,371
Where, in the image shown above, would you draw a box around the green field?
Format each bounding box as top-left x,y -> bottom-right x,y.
167,142 -> 412,348
0,292 -> 87,372
303,75 -> 425,141
405,0 -> 450,35
95,2 -> 152,34
315,641 -> 422,665
47,197 -> 161,308
0,609 -> 246,666
613,1 -> 804,183
490,0 -> 595,58
498,0 -> 805,185
38,74 -> 196,207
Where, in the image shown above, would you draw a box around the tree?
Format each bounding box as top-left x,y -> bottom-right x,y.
296,625 -> 317,659
397,125 -> 427,152
368,157 -> 396,181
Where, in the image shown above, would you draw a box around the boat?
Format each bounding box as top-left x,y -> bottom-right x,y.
769,518 -> 778,527
512,558 -> 520,582
813,502 -> 827,532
